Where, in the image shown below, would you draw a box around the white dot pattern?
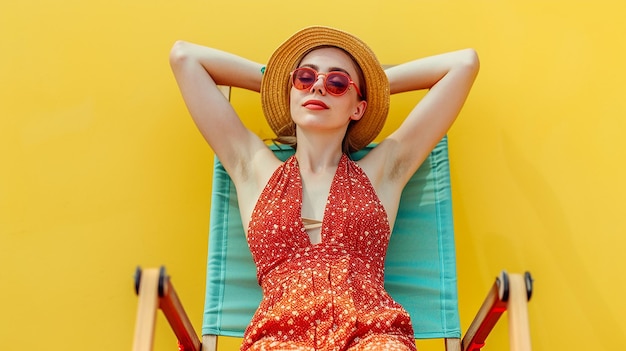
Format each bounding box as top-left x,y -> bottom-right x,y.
243,155 -> 415,351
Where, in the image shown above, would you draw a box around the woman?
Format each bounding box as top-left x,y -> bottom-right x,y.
170,26 -> 479,351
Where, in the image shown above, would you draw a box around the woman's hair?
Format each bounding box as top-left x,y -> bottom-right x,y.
272,45 -> 367,154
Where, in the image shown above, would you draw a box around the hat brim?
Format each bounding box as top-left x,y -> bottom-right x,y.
261,26 -> 389,152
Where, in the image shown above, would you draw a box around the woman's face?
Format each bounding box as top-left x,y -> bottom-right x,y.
289,47 -> 367,137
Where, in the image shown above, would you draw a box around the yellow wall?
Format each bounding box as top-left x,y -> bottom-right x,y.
1,1 -> 624,350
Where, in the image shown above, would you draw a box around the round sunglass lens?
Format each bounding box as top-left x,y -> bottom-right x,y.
294,69 -> 315,89
326,73 -> 350,95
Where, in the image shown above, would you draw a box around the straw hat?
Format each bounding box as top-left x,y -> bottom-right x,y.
261,26 -> 389,153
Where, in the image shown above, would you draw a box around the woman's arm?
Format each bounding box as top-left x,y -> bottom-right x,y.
169,41 -> 269,179
170,41 -> 264,91
373,48 -> 480,185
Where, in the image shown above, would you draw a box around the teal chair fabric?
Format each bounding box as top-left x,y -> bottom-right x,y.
202,136 -> 461,340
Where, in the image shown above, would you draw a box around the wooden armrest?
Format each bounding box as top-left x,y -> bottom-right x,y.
462,271 -> 533,351
132,267 -> 201,351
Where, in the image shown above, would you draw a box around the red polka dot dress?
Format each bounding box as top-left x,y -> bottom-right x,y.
242,154 -> 416,351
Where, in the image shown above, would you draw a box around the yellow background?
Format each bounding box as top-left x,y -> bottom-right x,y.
1,1 -> 625,350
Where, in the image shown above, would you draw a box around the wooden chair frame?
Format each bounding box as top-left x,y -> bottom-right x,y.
132,267 -> 201,351
133,267 -> 533,351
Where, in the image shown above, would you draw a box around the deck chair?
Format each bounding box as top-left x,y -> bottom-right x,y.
133,86 -> 534,351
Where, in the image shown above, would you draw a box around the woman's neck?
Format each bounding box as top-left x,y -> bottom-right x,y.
292,124 -> 349,172
294,143 -> 343,174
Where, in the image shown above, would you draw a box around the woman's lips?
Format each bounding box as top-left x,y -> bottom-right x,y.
303,99 -> 329,110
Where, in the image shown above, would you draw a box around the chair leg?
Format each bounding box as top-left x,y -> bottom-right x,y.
445,338 -> 461,351
202,335 -> 218,351
507,273 -> 532,351
132,268 -> 161,351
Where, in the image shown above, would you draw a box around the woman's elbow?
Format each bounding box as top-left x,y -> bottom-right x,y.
169,40 -> 192,67
460,48 -> 480,74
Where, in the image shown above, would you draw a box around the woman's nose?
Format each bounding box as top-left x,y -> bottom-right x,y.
309,75 -> 326,95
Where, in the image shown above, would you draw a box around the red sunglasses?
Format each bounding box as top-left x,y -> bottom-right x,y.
290,67 -> 363,97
